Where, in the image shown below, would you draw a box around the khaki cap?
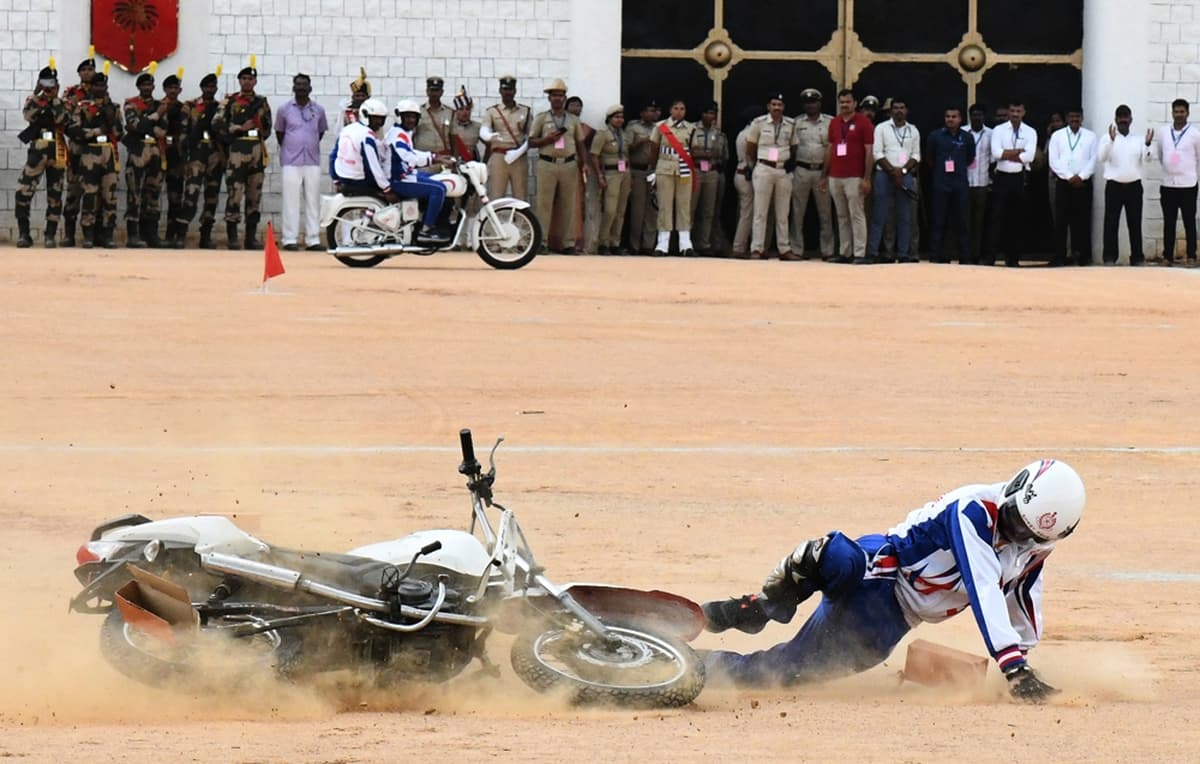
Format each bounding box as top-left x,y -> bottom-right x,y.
605,103 -> 624,118
544,78 -> 568,94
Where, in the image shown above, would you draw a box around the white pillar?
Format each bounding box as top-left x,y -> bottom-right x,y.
569,0 -> 622,129
1082,0 -> 1151,263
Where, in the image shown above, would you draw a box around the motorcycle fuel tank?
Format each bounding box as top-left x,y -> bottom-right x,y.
349,529 -> 492,578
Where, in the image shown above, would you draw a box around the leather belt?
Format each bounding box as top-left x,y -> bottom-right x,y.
539,154 -> 575,164
631,163 -> 650,171
757,159 -> 780,168
603,163 -> 627,170
796,161 -> 823,171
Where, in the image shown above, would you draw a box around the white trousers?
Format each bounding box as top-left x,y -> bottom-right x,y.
281,164 -> 322,245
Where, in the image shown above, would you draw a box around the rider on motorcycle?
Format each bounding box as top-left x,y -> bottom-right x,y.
385,100 -> 452,244
330,98 -> 396,200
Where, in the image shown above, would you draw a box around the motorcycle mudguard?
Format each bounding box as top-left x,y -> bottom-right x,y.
114,565 -> 198,645
92,515 -> 268,557
482,196 -> 532,212
319,193 -> 384,227
561,584 -> 706,642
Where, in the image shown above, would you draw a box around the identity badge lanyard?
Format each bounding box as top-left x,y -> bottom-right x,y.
1067,129 -> 1082,173
613,126 -> 627,172
945,132 -> 963,174
893,123 -> 911,166
1170,125 -> 1189,168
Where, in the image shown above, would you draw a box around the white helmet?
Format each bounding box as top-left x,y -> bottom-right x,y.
359,98 -> 388,123
394,99 -> 421,118
999,459 -> 1085,542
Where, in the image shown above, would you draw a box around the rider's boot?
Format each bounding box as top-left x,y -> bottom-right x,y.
701,594 -> 770,634
417,224 -> 451,245
701,535 -> 830,634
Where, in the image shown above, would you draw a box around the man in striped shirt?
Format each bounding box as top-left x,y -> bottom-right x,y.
701,459 -> 1085,703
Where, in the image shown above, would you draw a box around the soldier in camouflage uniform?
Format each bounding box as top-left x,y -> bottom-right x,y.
61,55 -> 96,246
68,71 -> 122,249
160,72 -> 189,248
122,70 -> 168,247
213,64 -> 272,250
15,64 -> 68,248
181,71 -> 225,249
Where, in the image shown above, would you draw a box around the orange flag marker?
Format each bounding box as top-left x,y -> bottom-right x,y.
262,220 -> 285,287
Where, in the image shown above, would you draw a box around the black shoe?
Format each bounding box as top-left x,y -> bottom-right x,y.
560,246 -> 576,255
283,243 -> 298,251
853,256 -> 880,265
830,254 -> 854,264
702,594 -> 770,635
1130,259 -> 1145,267
896,255 -> 917,263
306,243 -> 325,252
417,227 -> 451,245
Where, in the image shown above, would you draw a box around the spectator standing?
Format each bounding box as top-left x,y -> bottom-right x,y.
1097,105 -> 1152,266
1047,108 -> 1097,266
926,106 -> 976,264
864,97 -> 920,264
790,88 -> 834,259
1152,98 -> 1200,266
965,104 -> 992,265
650,98 -> 697,256
821,90 -> 874,263
689,102 -> 728,256
14,63 -> 67,248
530,78 -> 587,254
481,75 -> 531,202
731,106 -> 761,258
988,99 -> 1037,266
275,73 -> 328,251
746,92 -> 799,260
591,104 -> 632,255
625,100 -> 660,255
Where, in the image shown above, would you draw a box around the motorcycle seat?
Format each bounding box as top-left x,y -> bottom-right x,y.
254,547 -> 393,597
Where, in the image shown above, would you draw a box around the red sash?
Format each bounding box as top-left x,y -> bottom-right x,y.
658,121 -> 698,190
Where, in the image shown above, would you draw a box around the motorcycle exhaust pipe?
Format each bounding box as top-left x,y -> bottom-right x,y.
201,553 -> 390,614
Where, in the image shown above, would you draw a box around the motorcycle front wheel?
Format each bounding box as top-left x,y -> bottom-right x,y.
475,207 -> 541,269
510,621 -> 705,707
327,206 -> 389,268
98,606 -> 301,688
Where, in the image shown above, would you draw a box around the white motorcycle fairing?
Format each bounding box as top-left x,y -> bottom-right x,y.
94,515 -> 269,557
349,529 -> 492,579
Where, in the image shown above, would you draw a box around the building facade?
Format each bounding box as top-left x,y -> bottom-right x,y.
0,0 -> 1191,259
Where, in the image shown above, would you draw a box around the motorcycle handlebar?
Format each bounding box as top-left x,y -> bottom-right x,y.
458,428 -> 481,475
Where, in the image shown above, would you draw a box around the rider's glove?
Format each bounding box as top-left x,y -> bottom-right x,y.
1004,664 -> 1060,704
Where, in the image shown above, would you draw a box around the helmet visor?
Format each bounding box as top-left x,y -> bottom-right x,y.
998,499 -> 1039,543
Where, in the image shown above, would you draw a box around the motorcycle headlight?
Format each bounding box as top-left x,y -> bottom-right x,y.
142,539 -> 162,563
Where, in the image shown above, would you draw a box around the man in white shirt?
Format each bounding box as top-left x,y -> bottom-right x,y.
1097,105 -> 1153,266
966,104 -> 993,265
989,99 -> 1037,267
1153,98 -> 1200,266
1047,108 -> 1098,266
862,98 -> 920,263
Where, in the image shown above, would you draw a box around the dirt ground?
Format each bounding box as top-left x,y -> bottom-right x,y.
0,246 -> 1198,763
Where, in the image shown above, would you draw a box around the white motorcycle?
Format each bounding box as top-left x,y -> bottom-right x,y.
70,430 -> 706,707
319,160 -> 542,270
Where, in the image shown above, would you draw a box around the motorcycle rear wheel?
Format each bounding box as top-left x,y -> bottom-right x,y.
328,206 -> 389,268
476,207 -> 541,269
99,606 -> 301,688
510,621 -> 705,707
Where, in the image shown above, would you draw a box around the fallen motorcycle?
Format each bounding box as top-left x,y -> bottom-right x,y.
319,160 -> 541,270
70,430 -> 705,707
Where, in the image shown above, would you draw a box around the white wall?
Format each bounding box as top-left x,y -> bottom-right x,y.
0,0 -> 621,240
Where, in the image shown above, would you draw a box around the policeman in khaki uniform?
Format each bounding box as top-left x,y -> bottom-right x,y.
214,60 -> 272,250
181,70 -> 226,249
15,62 -> 67,248
481,75 -> 531,201
69,68 -> 122,249
625,100 -> 660,254
791,88 -> 835,259
61,52 -> 96,247
747,91 -> 800,259
689,101 -> 729,256
590,104 -> 632,255
415,76 -> 455,171
731,106 -> 763,257
530,78 -> 588,254
650,99 -> 697,256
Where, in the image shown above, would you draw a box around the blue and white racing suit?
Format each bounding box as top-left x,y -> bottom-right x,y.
384,123 -> 446,228
707,482 -> 1053,687
329,121 -> 390,197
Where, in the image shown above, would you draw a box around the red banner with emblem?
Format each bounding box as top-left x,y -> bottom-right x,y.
91,0 -> 179,73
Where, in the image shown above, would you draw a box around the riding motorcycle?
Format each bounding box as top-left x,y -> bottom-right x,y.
319,160 -> 542,270
70,430 -> 706,707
